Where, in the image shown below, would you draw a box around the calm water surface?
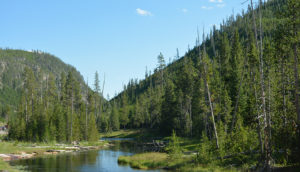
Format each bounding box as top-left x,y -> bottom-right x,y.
11,139 -> 162,172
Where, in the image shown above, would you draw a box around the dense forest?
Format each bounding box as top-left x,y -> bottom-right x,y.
7,67 -> 100,142
2,0 -> 299,170
0,50 -> 104,142
106,0 -> 299,169
0,49 -> 87,110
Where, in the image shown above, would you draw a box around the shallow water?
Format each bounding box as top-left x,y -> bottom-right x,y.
11,140 -> 162,172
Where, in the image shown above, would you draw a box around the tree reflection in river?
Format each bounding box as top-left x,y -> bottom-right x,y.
11,150 -> 98,172
10,140 -> 162,172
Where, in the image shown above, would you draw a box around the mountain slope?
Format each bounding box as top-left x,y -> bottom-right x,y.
109,0 -> 299,167
0,49 -> 86,109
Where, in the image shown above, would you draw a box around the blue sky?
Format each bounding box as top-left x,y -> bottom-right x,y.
0,0 -> 251,98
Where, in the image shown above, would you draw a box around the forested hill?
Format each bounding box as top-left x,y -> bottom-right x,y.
109,0 -> 299,168
4,48 -> 103,143
111,0 -> 288,131
0,49 -> 87,109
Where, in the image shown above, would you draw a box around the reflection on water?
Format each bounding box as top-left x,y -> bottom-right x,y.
11,140 -> 162,172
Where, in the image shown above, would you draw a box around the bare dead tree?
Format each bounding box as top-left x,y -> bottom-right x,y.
257,1 -> 271,170
198,28 -> 219,149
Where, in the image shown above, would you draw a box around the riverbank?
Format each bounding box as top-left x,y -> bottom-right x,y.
106,130 -> 236,171
0,140 -> 109,171
118,152 -> 239,172
109,129 -> 300,172
100,129 -> 162,139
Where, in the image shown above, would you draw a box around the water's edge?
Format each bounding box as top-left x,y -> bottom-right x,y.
10,139 -> 162,172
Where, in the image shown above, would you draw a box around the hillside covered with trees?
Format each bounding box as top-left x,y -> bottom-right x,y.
2,0 -> 299,170
0,49 -> 87,111
107,0 -> 300,170
0,49 -> 105,142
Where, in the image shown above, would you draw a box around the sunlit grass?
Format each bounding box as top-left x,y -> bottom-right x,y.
100,129 -> 140,138
118,152 -> 240,171
118,152 -> 168,169
0,140 -> 108,156
177,164 -> 239,172
100,129 -> 161,139
0,141 -> 46,154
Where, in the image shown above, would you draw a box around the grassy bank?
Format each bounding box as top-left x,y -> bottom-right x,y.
100,129 -> 201,150
118,152 -> 168,169
0,141 -> 107,155
112,130 -> 300,171
118,152 -> 239,172
99,129 -> 162,139
109,130 -> 236,171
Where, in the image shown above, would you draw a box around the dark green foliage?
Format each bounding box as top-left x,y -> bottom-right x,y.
8,67 -> 100,142
0,49 -> 87,110
110,104 -> 120,131
161,79 -> 179,135
88,114 -> 99,141
196,133 -> 213,164
110,0 -> 300,167
3,0 -> 300,168
119,94 -> 129,129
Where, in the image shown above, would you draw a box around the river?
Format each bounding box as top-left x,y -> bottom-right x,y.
10,139 -> 163,172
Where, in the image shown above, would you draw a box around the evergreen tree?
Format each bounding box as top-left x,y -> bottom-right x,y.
88,113 -> 99,141
119,93 -> 129,129
161,79 -> 179,135
110,103 -> 120,131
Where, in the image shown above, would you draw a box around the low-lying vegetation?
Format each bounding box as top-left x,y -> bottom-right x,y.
118,152 -> 240,172
0,159 -> 25,172
118,152 -> 168,170
100,129 -> 162,140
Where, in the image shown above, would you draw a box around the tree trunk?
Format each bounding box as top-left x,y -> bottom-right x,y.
258,1 -> 271,170
199,29 -> 219,149
205,78 -> 219,149
253,70 -> 264,156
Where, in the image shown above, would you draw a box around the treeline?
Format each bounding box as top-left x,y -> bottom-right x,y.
8,68 -> 99,142
109,0 -> 299,169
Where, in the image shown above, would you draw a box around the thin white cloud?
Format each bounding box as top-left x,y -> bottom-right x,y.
201,6 -> 213,10
136,8 -> 152,16
209,0 -> 225,8
182,8 -> 188,13
217,3 -> 225,8
209,0 -> 223,3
